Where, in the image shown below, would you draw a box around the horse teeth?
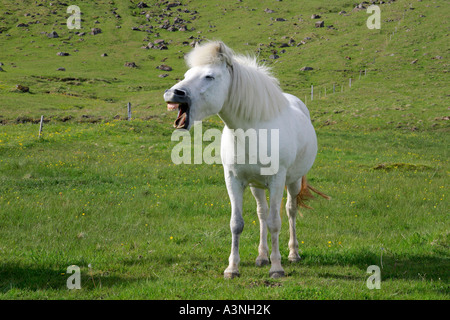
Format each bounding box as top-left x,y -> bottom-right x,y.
179,112 -> 186,125
167,103 -> 179,111
174,111 -> 187,128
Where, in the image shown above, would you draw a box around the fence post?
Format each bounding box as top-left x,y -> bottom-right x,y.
38,115 -> 44,139
127,102 -> 132,120
349,78 -> 352,88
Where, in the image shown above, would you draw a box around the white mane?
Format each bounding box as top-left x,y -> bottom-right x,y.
186,41 -> 289,122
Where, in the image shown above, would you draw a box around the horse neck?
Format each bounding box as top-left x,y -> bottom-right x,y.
218,103 -> 256,130
217,60 -> 288,130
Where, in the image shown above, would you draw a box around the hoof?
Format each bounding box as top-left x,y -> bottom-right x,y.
269,270 -> 285,279
288,254 -> 301,263
224,271 -> 240,279
255,257 -> 270,267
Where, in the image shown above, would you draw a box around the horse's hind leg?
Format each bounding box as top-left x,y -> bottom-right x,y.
250,186 -> 269,267
286,180 -> 302,262
267,174 -> 287,278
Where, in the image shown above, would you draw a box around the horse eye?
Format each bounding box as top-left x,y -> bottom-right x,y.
205,75 -> 215,80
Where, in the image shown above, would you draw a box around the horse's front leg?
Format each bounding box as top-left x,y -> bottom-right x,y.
223,172 -> 245,279
250,186 -> 270,267
267,174 -> 287,278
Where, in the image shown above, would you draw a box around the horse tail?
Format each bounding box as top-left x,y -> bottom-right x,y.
296,176 -> 331,210
280,176 -> 330,218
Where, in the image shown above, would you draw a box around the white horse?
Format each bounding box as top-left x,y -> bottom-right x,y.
164,41 -> 329,278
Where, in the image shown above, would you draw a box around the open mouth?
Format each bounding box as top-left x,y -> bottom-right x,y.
167,102 -> 189,129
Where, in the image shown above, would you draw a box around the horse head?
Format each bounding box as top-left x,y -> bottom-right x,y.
164,41 -> 233,130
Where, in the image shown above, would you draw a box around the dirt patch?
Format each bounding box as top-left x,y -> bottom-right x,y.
31,75 -> 118,84
372,163 -> 432,171
15,116 -> 49,124
247,280 -> 283,288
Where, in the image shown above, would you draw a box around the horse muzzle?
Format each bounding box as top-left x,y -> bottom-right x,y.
164,88 -> 191,130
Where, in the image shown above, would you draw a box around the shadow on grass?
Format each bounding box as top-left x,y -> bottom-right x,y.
1,248 -> 447,296
0,262 -> 149,294
297,248 -> 449,282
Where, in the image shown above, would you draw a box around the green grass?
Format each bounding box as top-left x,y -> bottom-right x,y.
0,0 -> 448,299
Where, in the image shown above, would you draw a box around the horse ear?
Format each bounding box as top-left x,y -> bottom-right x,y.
217,42 -> 226,53
217,42 -> 233,67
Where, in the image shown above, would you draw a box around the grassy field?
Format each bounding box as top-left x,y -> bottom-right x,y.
0,0 -> 448,300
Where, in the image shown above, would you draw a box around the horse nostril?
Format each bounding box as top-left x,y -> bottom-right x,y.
174,89 -> 186,96
165,89 -> 169,93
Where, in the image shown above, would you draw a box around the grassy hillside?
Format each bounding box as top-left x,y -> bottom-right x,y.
0,0 -> 448,300
0,0 -> 448,127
